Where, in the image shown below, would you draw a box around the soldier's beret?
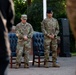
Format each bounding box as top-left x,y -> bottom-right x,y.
47,9 -> 53,13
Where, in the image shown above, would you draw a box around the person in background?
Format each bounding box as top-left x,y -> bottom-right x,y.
41,9 -> 60,68
15,14 -> 34,68
10,26 -> 16,33
66,0 -> 76,49
0,0 -> 15,75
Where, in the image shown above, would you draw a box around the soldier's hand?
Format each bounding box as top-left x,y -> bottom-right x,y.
16,34 -> 19,37
49,34 -> 55,39
23,35 -> 28,40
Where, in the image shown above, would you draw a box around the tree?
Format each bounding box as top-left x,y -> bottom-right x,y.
27,0 -> 31,6
14,0 -> 27,25
27,0 -> 43,31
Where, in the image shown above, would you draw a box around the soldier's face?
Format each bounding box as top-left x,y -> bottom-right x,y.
47,13 -> 53,18
21,19 -> 27,24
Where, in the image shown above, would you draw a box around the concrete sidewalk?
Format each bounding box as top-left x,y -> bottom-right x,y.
8,56 -> 76,75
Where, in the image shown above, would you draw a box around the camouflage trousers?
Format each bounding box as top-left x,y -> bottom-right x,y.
16,40 -> 31,64
44,39 -> 58,62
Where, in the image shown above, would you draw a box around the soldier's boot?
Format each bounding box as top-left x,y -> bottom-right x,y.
52,62 -> 60,68
24,63 -> 29,68
44,62 -> 49,68
15,63 -> 20,69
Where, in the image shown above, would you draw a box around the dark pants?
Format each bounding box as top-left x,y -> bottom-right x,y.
0,57 -> 9,75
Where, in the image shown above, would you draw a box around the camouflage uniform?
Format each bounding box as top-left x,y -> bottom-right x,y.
15,21 -> 33,68
41,17 -> 59,67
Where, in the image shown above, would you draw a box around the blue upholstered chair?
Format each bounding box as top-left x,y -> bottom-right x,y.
32,32 -> 44,67
8,33 -> 18,68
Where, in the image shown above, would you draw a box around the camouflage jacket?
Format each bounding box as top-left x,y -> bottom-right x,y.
41,17 -> 59,39
15,22 -> 34,41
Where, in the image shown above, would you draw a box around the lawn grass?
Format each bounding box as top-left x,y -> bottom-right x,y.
71,52 -> 76,56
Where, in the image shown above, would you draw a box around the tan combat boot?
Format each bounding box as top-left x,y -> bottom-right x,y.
44,62 -> 49,68
24,63 -> 29,68
15,63 -> 20,69
52,62 -> 60,68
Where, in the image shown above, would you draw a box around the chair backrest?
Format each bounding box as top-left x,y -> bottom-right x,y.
32,32 -> 44,56
8,33 -> 18,56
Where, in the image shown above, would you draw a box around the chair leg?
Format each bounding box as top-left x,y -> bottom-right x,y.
44,60 -> 46,65
32,55 -> 35,66
10,56 -> 12,68
38,56 -> 40,67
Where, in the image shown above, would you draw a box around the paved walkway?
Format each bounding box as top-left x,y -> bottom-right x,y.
8,56 -> 76,75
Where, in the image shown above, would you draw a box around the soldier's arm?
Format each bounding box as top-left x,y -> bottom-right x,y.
41,20 -> 50,37
54,20 -> 59,38
15,25 -> 23,39
27,24 -> 34,38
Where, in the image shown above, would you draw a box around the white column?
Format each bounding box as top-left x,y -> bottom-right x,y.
43,0 -> 47,19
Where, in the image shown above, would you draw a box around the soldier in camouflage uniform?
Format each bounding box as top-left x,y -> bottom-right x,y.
15,14 -> 34,68
41,9 -> 60,68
